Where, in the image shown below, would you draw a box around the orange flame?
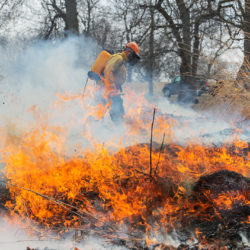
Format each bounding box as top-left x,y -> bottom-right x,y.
0,86 -> 249,239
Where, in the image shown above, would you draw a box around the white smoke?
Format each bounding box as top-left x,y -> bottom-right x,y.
0,219 -> 126,250
0,37 -> 99,153
0,35 -> 249,250
154,96 -> 249,145
0,36 -> 248,153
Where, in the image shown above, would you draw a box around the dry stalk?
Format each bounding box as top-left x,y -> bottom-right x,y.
154,132 -> 166,176
82,78 -> 89,99
217,223 -> 223,250
149,107 -> 156,179
146,107 -> 157,213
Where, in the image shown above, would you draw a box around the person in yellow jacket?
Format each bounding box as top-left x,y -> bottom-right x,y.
88,42 -> 140,123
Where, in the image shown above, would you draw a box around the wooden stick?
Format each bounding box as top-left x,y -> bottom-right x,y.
82,77 -> 89,99
0,179 -> 115,232
149,107 -> 156,179
155,132 -> 165,176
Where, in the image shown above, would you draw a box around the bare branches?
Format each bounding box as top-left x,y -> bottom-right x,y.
49,0 -> 66,19
153,1 -> 182,44
43,13 -> 63,39
40,0 -> 80,38
77,0 -> 100,36
0,0 -> 25,30
0,0 -> 8,11
113,0 -> 147,44
138,0 -> 246,81
0,0 -> 247,86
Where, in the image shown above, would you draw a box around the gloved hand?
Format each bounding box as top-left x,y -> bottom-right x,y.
87,71 -> 101,81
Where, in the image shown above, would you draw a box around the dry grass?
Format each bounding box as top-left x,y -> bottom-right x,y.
194,60 -> 250,120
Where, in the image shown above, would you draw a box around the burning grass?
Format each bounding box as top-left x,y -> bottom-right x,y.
0,123 -> 249,248
0,78 -> 249,248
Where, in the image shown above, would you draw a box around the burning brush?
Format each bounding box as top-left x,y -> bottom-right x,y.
0,108 -> 249,249
0,38 -> 249,250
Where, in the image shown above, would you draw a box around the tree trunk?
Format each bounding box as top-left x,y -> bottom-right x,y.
237,1 -> 250,88
65,0 -> 79,34
176,0 -> 192,84
148,7 -> 154,96
243,1 -> 250,60
192,22 -> 200,77
179,44 -> 192,82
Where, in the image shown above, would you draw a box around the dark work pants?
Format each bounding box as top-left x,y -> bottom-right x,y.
109,95 -> 124,124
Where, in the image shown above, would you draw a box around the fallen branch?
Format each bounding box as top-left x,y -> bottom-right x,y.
0,179 -> 142,241
0,179 -> 115,232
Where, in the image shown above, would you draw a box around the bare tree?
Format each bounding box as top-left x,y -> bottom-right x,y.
0,0 -> 25,32
110,0 -> 147,81
138,0 -> 243,85
216,0 -> 250,84
77,0 -> 100,36
41,0 -> 79,39
111,0 -> 163,94
217,0 -> 249,62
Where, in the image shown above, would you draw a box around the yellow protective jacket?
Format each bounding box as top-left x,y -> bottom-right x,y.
103,52 -> 128,91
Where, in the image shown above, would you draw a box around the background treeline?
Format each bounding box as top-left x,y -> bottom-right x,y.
0,0 -> 249,94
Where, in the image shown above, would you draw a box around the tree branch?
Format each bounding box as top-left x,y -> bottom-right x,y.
48,0 -> 66,22
43,13 -> 61,39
